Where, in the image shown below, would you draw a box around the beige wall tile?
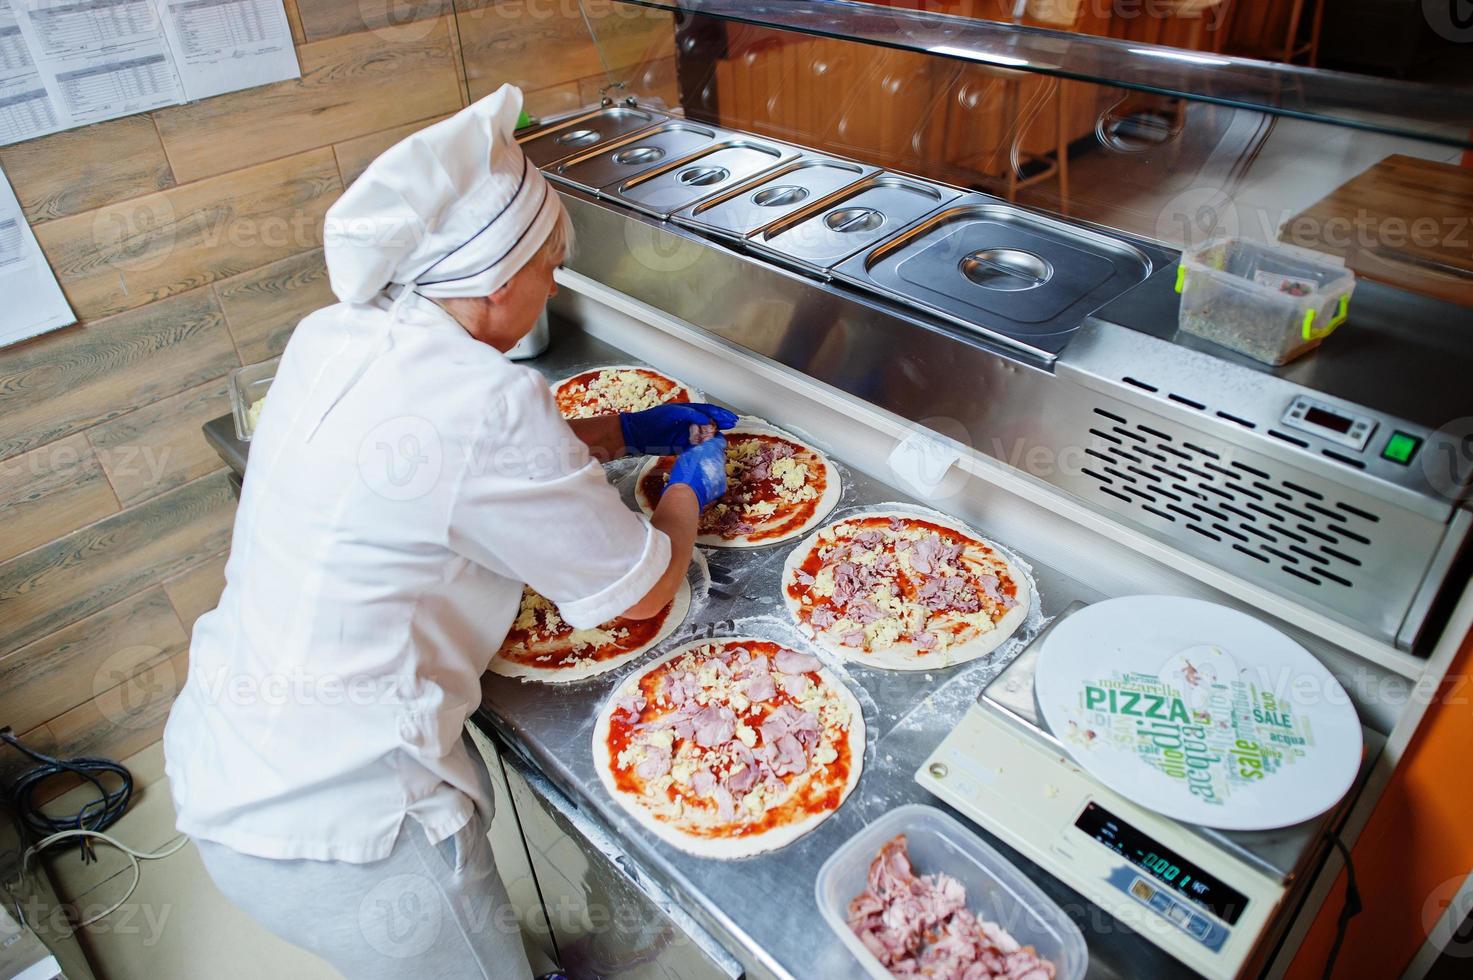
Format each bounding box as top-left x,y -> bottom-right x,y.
34,149 -> 341,323
88,378 -> 230,506
154,19 -> 463,183
0,289 -> 237,462
0,472 -> 236,658
0,434 -> 119,563
0,116 -> 173,223
0,588 -> 186,735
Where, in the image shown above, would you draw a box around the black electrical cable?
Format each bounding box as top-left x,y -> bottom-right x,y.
0,730 -> 133,861
1321,832 -> 1363,980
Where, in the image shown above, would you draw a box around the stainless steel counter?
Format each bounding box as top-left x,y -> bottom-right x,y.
469,325 -> 1195,980
203,322 -> 1195,978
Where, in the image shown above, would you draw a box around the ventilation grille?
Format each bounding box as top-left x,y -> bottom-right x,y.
1081,407 -> 1381,591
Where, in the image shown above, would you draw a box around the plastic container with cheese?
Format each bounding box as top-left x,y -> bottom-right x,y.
1175,237 -> 1355,365
228,356 -> 281,441
816,804 -> 1087,980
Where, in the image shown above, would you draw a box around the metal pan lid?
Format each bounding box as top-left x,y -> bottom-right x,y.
606,138 -> 800,219
672,156 -> 877,239
748,173 -> 962,273
518,105 -> 668,169
549,121 -> 723,193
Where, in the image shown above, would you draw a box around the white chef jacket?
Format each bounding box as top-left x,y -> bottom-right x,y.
163,291 -> 670,862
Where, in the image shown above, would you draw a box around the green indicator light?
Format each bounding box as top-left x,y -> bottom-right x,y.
1382,432 -> 1421,465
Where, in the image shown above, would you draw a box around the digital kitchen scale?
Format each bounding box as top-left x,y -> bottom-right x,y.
917,602 -> 1379,979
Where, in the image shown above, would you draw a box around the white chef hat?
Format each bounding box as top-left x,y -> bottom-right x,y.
322,84 -> 564,304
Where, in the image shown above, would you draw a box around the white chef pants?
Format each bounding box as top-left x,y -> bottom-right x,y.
197,809 -> 534,980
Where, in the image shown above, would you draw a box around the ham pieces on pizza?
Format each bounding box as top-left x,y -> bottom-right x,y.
783,511 -> 1031,671
592,637 -> 864,859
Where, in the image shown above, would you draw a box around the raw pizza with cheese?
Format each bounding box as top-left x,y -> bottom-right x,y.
782,510 -> 1031,670
552,365 -> 695,419
634,421 -> 840,547
489,582 -> 690,683
593,637 -> 865,858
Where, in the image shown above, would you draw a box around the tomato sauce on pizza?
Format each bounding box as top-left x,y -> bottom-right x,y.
638,431 -> 833,545
598,638 -> 861,849
494,588 -> 673,671
553,366 -> 693,419
785,514 -> 1022,660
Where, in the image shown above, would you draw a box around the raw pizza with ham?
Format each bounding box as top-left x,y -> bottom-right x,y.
551,364 -> 695,419
488,582 -> 690,683
634,421 -> 841,547
783,510 -> 1031,670
592,637 -> 864,858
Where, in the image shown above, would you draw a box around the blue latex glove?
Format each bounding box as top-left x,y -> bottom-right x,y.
619,403 -> 738,456
664,435 -> 728,510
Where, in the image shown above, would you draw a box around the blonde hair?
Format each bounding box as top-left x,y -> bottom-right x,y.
534,198 -> 576,267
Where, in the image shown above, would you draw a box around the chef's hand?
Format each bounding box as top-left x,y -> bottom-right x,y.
619,403 -> 738,456
664,435 -> 728,510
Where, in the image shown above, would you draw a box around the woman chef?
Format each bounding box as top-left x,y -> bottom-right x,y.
162,85 -> 734,979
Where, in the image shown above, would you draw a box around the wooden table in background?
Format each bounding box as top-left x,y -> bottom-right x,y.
1281,154 -> 1473,307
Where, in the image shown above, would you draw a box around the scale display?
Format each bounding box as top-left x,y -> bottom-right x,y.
1075,802 -> 1248,926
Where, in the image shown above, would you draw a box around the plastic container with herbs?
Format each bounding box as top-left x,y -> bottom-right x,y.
1176,238 -> 1354,365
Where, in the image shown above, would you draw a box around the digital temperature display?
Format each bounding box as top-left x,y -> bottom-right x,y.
1075,803 -> 1248,925
1303,406 -> 1353,434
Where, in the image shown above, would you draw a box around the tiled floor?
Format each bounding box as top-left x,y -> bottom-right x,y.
34,738 -> 555,980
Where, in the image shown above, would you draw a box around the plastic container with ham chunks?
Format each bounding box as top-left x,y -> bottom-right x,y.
816,804 -> 1086,980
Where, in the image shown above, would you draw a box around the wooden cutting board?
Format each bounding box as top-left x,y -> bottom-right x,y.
1281,154 -> 1473,306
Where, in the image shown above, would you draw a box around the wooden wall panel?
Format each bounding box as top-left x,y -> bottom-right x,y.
332,114 -> 453,188
0,472 -> 235,659
34,149 -> 341,322
0,434 -> 119,563
457,0 -> 675,100
154,18 -> 464,182
215,248 -> 337,363
523,82 -> 585,122
282,0 -> 305,43
0,588 -> 188,735
298,0 -> 450,42
87,379 -> 230,506
0,727 -> 60,787
0,116 -> 173,224
0,289 -> 236,462
163,553 -> 229,632
43,650 -> 189,765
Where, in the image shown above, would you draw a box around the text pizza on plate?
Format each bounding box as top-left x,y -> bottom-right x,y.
552,365 -> 694,419
593,637 -> 864,858
783,511 -> 1032,670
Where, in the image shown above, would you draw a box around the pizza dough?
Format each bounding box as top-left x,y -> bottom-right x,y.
552,365 -> 696,419
782,509 -> 1031,671
489,580 -> 691,683
592,636 -> 865,859
633,420 -> 841,548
